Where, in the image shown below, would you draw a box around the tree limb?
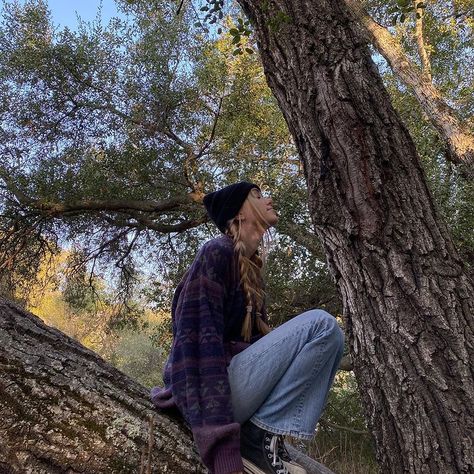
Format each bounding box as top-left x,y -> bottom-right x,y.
277,219 -> 325,258
0,297 -> 335,474
26,195 -> 197,216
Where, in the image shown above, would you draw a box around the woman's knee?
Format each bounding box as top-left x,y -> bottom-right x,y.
304,309 -> 345,347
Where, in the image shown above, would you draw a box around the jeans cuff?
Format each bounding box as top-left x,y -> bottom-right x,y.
250,416 -> 314,440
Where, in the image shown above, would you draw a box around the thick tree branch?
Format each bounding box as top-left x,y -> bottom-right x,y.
345,0 -> 474,176
0,298 -> 334,474
24,196 -> 197,216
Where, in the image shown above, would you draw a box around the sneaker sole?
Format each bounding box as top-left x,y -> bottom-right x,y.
243,458 -> 268,474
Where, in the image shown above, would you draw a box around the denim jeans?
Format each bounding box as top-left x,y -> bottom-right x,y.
227,309 -> 345,439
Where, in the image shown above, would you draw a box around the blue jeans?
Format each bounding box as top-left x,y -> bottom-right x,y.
227,309 -> 344,439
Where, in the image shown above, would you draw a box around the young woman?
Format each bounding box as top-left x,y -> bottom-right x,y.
151,182 -> 345,474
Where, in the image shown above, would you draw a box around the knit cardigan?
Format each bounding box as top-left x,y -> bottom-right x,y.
150,235 -> 264,474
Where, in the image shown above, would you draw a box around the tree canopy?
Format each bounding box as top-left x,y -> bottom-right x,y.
0,0 -> 471,316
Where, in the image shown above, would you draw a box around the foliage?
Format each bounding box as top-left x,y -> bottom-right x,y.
388,1 -> 426,25
0,0 -> 330,327
109,317 -> 169,387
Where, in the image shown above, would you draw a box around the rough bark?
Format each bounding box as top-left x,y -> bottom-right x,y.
344,0 -> 474,176
235,1 -> 474,472
0,298 -> 204,473
0,298 -> 333,474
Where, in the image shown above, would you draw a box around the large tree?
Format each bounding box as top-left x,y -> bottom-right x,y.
1,0 -> 473,471
231,0 -> 474,472
0,0 -> 339,320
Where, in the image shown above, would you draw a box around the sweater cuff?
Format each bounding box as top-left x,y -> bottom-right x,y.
214,444 -> 244,474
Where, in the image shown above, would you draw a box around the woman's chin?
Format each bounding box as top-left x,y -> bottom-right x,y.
269,213 -> 279,227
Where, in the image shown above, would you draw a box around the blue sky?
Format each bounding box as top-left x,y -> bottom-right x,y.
31,0 -> 122,29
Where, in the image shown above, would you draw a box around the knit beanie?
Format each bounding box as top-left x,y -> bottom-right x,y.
203,181 -> 260,233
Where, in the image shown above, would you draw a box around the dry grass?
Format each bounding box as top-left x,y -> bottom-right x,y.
288,430 -> 379,474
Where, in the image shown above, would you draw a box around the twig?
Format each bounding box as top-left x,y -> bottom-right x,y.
146,414 -> 155,474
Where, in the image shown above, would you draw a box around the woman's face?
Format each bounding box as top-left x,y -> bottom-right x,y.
240,187 -> 279,229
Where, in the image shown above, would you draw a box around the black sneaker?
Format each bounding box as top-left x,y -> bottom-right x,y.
277,436 -> 307,474
240,421 -> 289,474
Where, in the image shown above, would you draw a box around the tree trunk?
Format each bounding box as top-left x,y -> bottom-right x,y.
0,298 -> 332,474
236,1 -> 474,472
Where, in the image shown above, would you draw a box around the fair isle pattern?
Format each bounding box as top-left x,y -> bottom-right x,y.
151,235 -> 265,473
172,240 -> 233,427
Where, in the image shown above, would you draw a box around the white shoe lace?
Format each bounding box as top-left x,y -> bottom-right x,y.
269,435 -> 290,474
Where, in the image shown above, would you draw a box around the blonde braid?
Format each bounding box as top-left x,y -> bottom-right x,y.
227,218 -> 271,342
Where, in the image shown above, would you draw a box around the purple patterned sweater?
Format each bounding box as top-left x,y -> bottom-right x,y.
150,235 -> 264,474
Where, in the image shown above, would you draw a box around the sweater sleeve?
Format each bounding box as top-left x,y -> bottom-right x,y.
170,241 -> 243,474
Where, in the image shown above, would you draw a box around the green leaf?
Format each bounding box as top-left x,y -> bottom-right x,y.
200,6 -> 209,11
400,13 -> 406,22
245,48 -> 254,54
232,48 -> 242,55
232,35 -> 240,44
194,22 -> 202,27
217,27 -> 222,34
416,2 -> 425,7
229,28 -> 239,35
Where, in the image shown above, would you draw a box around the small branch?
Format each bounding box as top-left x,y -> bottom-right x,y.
319,419 -> 370,436
176,0 -> 186,15
75,229 -> 130,267
195,95 -> 224,161
115,230 -> 141,269
277,219 -> 325,258
414,0 -> 431,81
128,212 -> 208,234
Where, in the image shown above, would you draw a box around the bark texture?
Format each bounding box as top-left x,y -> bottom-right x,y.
0,298 -> 205,473
0,298 -> 332,474
235,1 -> 474,472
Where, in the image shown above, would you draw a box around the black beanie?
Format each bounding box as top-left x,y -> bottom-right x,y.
203,181 -> 260,233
